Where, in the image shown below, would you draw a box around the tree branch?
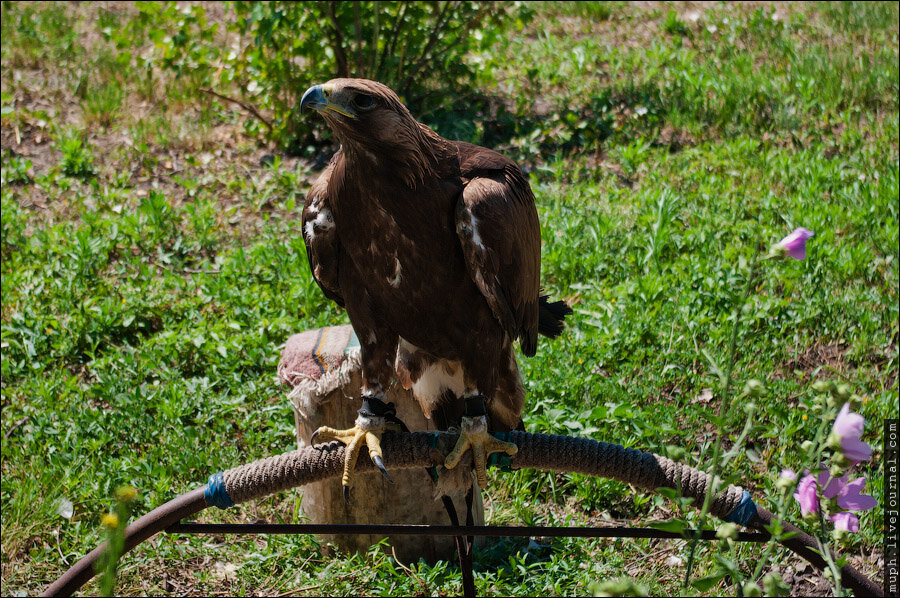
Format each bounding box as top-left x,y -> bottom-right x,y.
200,87 -> 273,133
378,1 -> 408,79
353,1 -> 363,76
324,1 -> 350,77
370,3 -> 379,77
400,0 -> 459,94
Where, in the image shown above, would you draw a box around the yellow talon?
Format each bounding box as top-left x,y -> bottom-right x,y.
444,415 -> 517,488
311,422 -> 394,500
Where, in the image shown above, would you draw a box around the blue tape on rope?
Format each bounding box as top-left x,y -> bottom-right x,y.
487,432 -> 513,472
724,490 -> 757,526
205,472 -> 234,509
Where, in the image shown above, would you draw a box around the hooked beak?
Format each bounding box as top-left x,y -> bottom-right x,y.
300,84 -> 356,119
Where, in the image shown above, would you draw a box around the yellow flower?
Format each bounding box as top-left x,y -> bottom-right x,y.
802,414 -> 808,421
115,485 -> 137,502
102,513 -> 119,529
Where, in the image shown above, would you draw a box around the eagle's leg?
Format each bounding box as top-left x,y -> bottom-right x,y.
443,394 -> 518,488
311,393 -> 405,501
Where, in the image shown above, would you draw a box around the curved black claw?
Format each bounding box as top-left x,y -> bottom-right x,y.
373,455 -> 393,483
386,411 -> 410,434
310,430 -> 320,445
343,485 -> 351,504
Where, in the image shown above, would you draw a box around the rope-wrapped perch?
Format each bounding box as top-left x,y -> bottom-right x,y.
220,431 -> 749,520
42,431 -> 883,597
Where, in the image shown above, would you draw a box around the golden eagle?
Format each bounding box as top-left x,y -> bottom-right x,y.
300,79 -> 570,499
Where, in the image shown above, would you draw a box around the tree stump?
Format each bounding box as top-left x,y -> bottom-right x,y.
279,326 -> 483,564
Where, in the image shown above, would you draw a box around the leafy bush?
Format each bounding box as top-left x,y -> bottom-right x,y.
151,1 -> 529,152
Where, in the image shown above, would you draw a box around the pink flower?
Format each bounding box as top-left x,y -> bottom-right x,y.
836,477 -> 877,512
833,403 -> 873,463
833,403 -> 863,438
775,469 -> 797,491
830,511 -> 859,532
794,473 -> 820,516
820,471 -> 844,499
793,470 -> 877,525
842,437 -> 873,463
777,227 -> 814,260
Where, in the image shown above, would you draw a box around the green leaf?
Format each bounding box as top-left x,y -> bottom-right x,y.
699,410 -> 726,427
655,487 -> 680,500
647,519 -> 687,535
701,348 -> 726,385
612,404 -> 631,418
692,572 -> 726,592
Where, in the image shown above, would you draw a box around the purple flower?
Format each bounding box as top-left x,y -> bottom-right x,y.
842,437 -> 873,463
793,470 -> 877,524
777,227 -> 814,260
775,468 -> 797,492
820,471 -> 844,500
836,477 -> 877,512
830,511 -> 859,532
832,403 -> 873,463
794,473 -> 820,516
833,403 -> 864,439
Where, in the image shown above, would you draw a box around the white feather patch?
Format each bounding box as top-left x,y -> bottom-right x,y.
469,213 -> 485,249
304,208 -> 334,240
397,337 -> 467,417
412,360 -> 466,416
389,258 -> 402,287
457,211 -> 486,251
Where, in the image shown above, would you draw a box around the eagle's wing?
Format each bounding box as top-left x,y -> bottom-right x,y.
302,158 -> 345,307
454,142 -> 541,356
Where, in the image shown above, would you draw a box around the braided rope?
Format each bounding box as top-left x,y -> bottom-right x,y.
221,431 -> 746,521
42,430 -> 884,597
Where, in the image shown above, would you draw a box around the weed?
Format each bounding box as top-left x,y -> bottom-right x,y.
82,81 -> 124,129
664,9 -> 690,37
1,149 -> 33,185
56,129 -> 96,179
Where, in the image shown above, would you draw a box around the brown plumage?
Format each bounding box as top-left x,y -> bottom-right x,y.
300,79 -> 569,492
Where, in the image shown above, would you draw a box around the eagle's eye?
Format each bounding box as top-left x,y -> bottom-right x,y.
352,93 -> 376,111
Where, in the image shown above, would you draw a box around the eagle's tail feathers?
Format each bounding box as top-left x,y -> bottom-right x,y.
537,294 -> 572,340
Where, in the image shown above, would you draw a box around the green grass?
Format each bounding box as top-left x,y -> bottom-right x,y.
2,1 -> 897,596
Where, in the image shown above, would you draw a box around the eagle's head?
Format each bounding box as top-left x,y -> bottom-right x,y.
300,78 -> 451,185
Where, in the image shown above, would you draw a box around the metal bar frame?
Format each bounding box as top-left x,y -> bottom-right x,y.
166,522 -> 770,542
166,522 -> 769,596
